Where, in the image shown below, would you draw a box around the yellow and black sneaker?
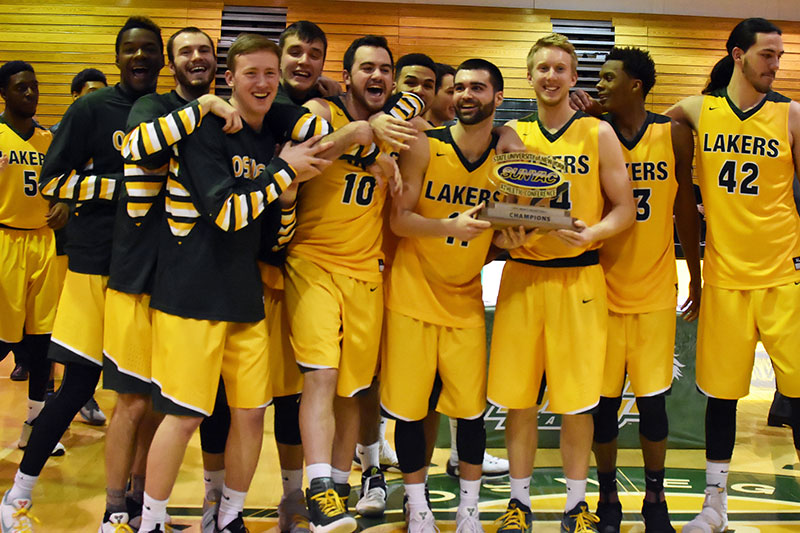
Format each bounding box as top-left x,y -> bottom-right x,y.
306,478 -> 356,533
333,482 -> 351,513
496,498 -> 532,533
561,502 -> 600,533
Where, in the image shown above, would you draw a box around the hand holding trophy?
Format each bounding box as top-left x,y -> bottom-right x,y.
478,152 -> 576,230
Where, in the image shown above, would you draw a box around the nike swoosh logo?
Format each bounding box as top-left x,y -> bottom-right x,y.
582,298 -> 593,304
708,107 -> 718,110
436,152 -> 447,157
795,281 -> 800,285
370,287 -> 378,292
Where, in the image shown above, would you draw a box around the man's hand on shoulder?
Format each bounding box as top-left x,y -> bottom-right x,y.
198,94 -> 242,134
569,89 -> 603,116
369,113 -> 418,152
278,134 -> 334,182
316,75 -> 343,98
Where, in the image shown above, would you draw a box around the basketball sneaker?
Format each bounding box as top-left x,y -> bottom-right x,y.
446,452 -> 509,478
355,466 -> 386,517
306,477 -> 356,533
455,505 -> 483,533
561,502 -> 600,533
407,507 -> 437,533
79,396 -> 107,426
1,490 -> 38,533
595,500 -> 622,533
352,439 -> 400,473
278,489 -> 310,533
202,494 -> 220,533
18,421 -> 65,457
99,511 -> 134,532
641,500 -> 675,533
333,483 -> 350,512
495,498 -> 532,533
682,488 -> 727,533
216,513 -> 248,533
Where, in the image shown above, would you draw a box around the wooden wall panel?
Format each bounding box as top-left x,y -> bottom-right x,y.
1,0 -> 799,126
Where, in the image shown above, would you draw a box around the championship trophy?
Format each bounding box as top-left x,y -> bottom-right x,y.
478,152 -> 576,230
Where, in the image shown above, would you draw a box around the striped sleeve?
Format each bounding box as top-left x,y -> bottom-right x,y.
288,112 -> 333,142
273,202 -> 297,251
385,92 -> 425,121
40,160 -> 121,202
123,99 -> 203,163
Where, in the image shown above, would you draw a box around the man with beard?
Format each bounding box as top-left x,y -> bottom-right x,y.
0,16 -> 164,532
110,26 -> 241,532
0,60 -> 68,468
488,33 -> 633,533
666,18 -> 800,533
284,34 -> 403,533
570,46 -> 702,533
423,63 -> 456,128
382,58 -> 509,533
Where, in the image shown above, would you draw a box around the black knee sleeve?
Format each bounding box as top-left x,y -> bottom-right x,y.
636,394 -> 669,442
20,362 -> 101,476
395,419 -> 426,474
787,396 -> 800,451
273,394 -> 302,446
705,397 -> 737,461
199,380 -> 230,455
21,334 -> 51,402
593,396 -> 622,444
456,416 -> 486,466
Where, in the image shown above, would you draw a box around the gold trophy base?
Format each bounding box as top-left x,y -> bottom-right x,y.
478,201 -> 575,230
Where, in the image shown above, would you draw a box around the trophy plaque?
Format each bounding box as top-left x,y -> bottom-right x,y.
478,152 -> 576,230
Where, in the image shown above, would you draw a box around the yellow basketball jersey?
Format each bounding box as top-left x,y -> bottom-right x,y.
696,89 -> 800,289
600,113 -> 678,313
511,111 -> 603,261
289,97 -> 386,283
386,126 -> 498,328
0,119 -> 52,229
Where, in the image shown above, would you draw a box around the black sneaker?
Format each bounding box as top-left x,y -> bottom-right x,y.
641,500 -> 675,533
496,498 -> 533,533
561,501 -> 600,533
217,513 -> 249,532
306,477 -> 356,533
596,501 -> 622,533
10,363 -> 28,381
334,482 -> 351,512
355,466 -> 386,517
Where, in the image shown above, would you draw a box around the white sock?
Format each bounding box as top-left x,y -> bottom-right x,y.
564,478 -> 587,511
26,400 -> 44,425
459,478 -> 481,509
217,484 -> 247,529
405,482 -> 427,512
139,492 -> 169,532
281,469 -> 303,496
379,417 -> 388,440
306,463 -> 331,482
509,476 -> 531,505
357,442 -> 380,470
331,467 -> 350,485
8,470 -> 38,501
706,461 -> 729,491
449,418 -> 459,463
203,469 -> 224,502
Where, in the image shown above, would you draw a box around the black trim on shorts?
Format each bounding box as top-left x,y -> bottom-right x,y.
510,249 -> 599,268
151,382 -> 206,418
0,223 -> 36,231
102,355 -> 150,395
48,342 -> 102,368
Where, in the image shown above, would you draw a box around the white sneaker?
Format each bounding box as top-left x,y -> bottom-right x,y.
683,487 -> 728,533
480,452 -> 509,477
408,507 -> 438,533
79,396 -> 107,426
18,422 -> 65,457
355,467 -> 386,517
278,489 -> 311,533
455,505 -> 483,533
98,512 -> 134,532
201,496 -> 219,533
379,439 -> 400,473
1,489 -> 37,533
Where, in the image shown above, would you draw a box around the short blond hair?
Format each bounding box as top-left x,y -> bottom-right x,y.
526,33 -> 578,73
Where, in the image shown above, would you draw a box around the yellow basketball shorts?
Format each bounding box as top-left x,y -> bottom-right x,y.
0,226 -> 59,343
103,289 -> 153,395
284,255 -> 382,398
54,254 -> 68,295
381,309 -> 486,421
602,308 -> 676,398
487,261 -> 607,414
697,282 -> 800,399
151,310 -> 271,416
49,270 -> 108,366
264,284 -> 303,398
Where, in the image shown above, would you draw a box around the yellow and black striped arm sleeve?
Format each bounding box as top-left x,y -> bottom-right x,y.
273,201 -> 297,252
122,99 -> 203,163
212,157 -> 297,233
40,163 -> 122,202
384,91 -> 425,121
288,112 -> 333,143
123,163 -> 167,219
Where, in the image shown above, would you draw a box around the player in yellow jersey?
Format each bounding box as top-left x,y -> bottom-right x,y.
0,60 -> 69,455
385,58 -> 511,533
571,46 -> 702,533
667,18 -> 800,533
488,34 -> 634,533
